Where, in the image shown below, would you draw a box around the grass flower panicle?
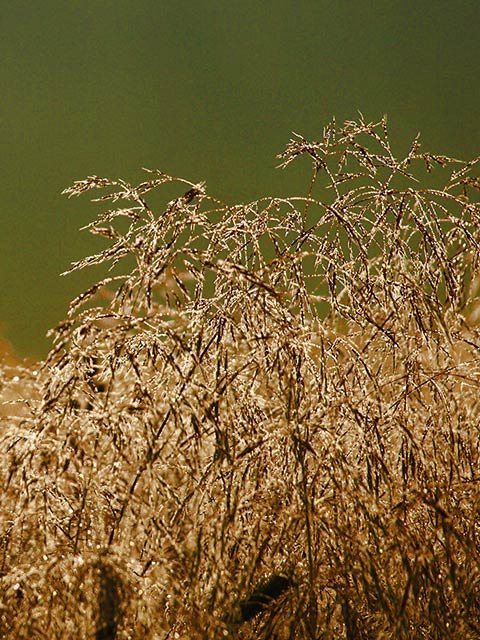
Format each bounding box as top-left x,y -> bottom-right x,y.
1,116 -> 479,638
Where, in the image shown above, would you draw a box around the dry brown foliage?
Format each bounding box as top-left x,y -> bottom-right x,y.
1,116 -> 480,639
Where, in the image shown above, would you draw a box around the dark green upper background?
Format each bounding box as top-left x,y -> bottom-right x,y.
1,0 -> 479,358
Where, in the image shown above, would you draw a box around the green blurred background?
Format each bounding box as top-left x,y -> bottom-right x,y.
1,0 -> 479,359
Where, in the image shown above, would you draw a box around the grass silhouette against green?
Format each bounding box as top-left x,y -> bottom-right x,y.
1,116 -> 479,639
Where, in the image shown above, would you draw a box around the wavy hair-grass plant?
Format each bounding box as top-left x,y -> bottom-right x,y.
1,116 -> 480,639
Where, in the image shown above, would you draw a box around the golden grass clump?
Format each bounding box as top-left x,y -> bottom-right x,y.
1,116 -> 480,639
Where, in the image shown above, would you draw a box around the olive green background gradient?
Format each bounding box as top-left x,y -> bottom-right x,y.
1,1 -> 479,358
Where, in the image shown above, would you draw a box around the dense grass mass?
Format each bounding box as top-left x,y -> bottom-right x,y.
1,117 -> 480,639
